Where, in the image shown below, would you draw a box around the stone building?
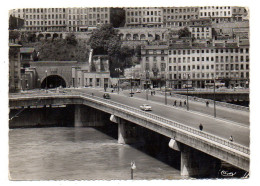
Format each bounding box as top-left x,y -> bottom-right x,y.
124,7 -> 163,28
140,39 -> 249,89
163,7 -> 199,28
9,43 -> 22,93
9,7 -> 110,32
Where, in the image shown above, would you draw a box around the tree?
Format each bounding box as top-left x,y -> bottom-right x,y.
178,27 -> 191,38
9,30 -> 20,43
88,24 -> 121,56
110,8 -> 125,28
66,33 -> 77,46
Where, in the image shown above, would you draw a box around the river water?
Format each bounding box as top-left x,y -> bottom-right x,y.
9,127 -> 184,180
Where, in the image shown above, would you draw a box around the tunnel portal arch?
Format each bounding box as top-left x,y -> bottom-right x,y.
41,75 -> 66,89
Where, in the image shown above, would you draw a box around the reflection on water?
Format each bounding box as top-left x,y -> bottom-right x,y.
9,127 -> 184,180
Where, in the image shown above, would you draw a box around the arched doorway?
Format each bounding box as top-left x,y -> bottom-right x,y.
41,75 -> 66,89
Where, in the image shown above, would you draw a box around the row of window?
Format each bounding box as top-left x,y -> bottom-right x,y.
127,17 -> 162,23
167,64 -> 249,71
163,8 -> 198,13
168,48 -> 249,55
127,11 -> 161,16
165,15 -> 198,20
169,72 -> 249,79
200,11 -> 231,17
200,6 -> 231,10
26,14 -> 66,19
168,56 -> 250,63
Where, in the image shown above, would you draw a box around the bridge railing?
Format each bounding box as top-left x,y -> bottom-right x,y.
158,92 -> 249,112
9,92 -> 250,155
75,92 -> 250,156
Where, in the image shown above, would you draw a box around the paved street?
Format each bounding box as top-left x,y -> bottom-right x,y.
121,90 -> 250,125
71,88 -> 249,147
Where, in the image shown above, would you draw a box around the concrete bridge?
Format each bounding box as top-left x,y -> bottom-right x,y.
9,92 -> 249,177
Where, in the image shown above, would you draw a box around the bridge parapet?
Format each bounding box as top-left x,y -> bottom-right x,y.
161,92 -> 249,112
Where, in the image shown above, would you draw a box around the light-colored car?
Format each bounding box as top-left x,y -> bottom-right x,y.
140,104 -> 152,111
136,89 -> 141,93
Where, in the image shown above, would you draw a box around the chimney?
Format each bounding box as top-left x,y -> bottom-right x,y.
212,37 -> 215,47
237,36 -> 240,47
224,40 -> 227,47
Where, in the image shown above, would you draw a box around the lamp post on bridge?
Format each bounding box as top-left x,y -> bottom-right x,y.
184,73 -> 190,111
213,76 -> 218,118
145,70 -> 149,100
115,68 -> 121,94
45,70 -> 48,93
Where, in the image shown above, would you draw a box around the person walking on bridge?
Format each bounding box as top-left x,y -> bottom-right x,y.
229,135 -> 233,142
173,100 -> 177,106
179,100 -> 182,106
206,101 -> 209,107
199,123 -> 203,131
184,100 -> 186,106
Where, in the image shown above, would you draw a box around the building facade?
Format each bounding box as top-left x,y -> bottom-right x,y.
9,7 -> 110,32
9,43 -> 22,93
125,7 -> 163,28
141,39 -> 249,89
163,7 -> 199,28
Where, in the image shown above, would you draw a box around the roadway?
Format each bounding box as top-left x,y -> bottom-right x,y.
121,90 -> 250,125
71,88 -> 249,147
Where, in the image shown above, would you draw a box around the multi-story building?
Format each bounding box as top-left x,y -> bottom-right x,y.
125,7 -> 163,28
188,18 -> 212,40
9,7 -> 110,32
140,45 -> 168,87
199,6 -> 248,24
9,43 -> 22,93
163,7 -> 199,28
141,39 -> 249,89
199,6 -> 232,18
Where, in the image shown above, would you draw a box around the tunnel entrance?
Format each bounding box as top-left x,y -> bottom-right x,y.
41,75 -> 66,88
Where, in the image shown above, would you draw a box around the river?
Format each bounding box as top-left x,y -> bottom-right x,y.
9,127 -> 184,180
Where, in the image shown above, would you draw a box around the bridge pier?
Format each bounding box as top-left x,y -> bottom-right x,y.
169,139 -> 220,177
180,144 -> 221,178
74,105 -> 105,127
110,115 -> 137,144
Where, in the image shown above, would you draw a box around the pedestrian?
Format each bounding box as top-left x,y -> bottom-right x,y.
229,135 -> 233,142
174,100 -> 177,106
184,100 -> 186,106
179,100 -> 182,106
206,101 -> 209,107
154,91 -> 156,95
199,123 -> 203,131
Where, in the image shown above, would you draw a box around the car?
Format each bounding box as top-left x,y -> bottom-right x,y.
103,93 -> 111,99
140,104 -> 152,111
136,89 -> 141,93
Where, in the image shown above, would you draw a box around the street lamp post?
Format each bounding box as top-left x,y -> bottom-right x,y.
45,70 -> 48,93
164,75 -> 167,105
213,76 -> 217,118
115,68 -> 121,94
145,70 -> 149,100
186,74 -> 190,111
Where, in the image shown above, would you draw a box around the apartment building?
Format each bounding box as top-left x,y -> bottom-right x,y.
125,7 -> 163,28
188,18 -> 212,40
9,43 -> 22,93
141,45 -> 168,87
9,7 -> 110,32
141,39 -> 249,89
163,7 -> 199,28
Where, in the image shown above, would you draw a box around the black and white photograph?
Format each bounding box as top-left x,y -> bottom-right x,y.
2,0 -> 257,184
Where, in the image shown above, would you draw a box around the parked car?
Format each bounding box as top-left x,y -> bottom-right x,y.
136,89 -> 141,93
103,93 -> 111,99
140,104 -> 152,111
